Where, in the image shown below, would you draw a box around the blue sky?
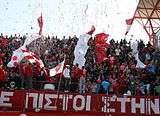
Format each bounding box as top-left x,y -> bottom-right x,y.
0,0 -> 149,42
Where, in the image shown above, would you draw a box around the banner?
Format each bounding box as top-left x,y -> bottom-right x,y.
0,90 -> 159,115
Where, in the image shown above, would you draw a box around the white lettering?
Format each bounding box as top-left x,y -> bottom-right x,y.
101,96 -> 115,113
25,93 -> 29,109
131,98 -> 145,114
0,91 -> 13,107
117,98 -> 130,113
73,95 -> 85,111
44,94 -> 57,110
86,95 -> 91,111
150,99 -> 160,114
29,93 -> 38,109
38,94 -> 44,109
62,95 -> 66,111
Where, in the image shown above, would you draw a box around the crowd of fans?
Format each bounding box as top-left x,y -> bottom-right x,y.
0,33 -> 160,96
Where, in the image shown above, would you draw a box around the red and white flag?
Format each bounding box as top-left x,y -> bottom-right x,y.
49,60 -> 65,77
7,33 -> 43,67
21,49 -> 44,68
37,14 -> 43,35
7,47 -> 44,68
125,18 -> 134,35
7,46 -> 25,67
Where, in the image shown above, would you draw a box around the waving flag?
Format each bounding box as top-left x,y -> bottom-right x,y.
49,60 -> 65,77
21,49 -> 44,68
73,26 -> 95,68
131,41 -> 146,68
95,33 -> 109,64
7,33 -> 42,67
125,18 -> 134,35
7,47 -> 44,68
7,46 -> 25,67
23,34 -> 42,47
37,14 -> 43,35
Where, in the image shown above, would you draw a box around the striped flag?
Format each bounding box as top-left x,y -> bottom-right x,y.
125,18 -> 134,35
21,49 -> 44,68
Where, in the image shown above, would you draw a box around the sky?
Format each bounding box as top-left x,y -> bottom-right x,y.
0,0 -> 149,42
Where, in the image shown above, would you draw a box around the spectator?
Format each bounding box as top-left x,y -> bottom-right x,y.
63,65 -> 71,92
101,78 -> 111,94
79,66 -> 86,94
0,64 -> 7,88
22,61 -> 33,89
0,33 -> 159,97
71,63 -> 81,92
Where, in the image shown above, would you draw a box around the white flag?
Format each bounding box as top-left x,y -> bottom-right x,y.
23,34 -> 42,47
131,41 -> 146,68
73,34 -> 91,68
73,26 -> 95,68
49,60 -> 65,77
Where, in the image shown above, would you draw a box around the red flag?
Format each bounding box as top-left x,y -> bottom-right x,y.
95,33 -> 109,64
125,18 -> 134,35
87,25 -> 95,35
37,14 -> 43,35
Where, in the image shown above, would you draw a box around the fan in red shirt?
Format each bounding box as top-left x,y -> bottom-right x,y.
72,63 -> 83,81
22,62 -> 33,89
32,63 -> 41,78
23,63 -> 33,77
0,64 -> 7,88
0,52 -> 5,66
71,63 -> 83,92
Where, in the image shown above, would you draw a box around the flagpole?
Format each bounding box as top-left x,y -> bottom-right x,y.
54,58 -> 66,110
54,72 -> 63,106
